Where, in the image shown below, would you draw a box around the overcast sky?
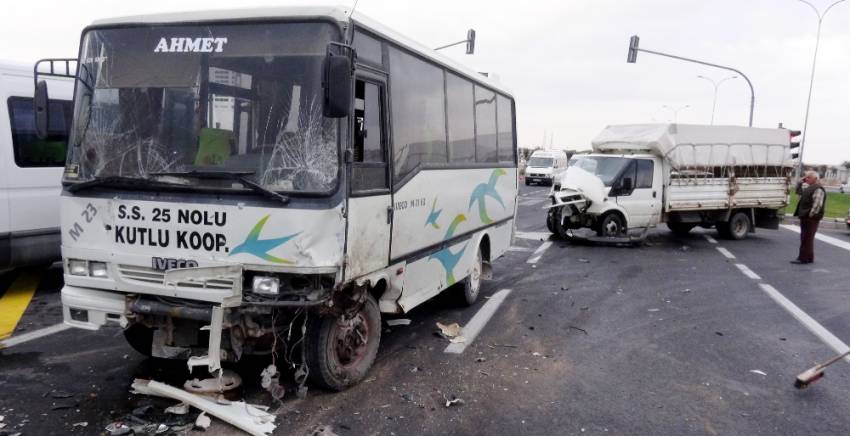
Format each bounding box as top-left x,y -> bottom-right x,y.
4,0 -> 849,164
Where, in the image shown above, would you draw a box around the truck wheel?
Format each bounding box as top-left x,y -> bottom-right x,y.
458,246 -> 483,306
546,209 -> 557,234
666,222 -> 696,237
304,294 -> 381,391
123,323 -> 154,357
724,212 -> 750,240
597,213 -> 626,237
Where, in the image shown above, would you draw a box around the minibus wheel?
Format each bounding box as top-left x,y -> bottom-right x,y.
304,294 -> 381,391
459,247 -> 483,306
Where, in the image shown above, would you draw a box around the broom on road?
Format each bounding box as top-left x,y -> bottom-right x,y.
794,350 -> 850,389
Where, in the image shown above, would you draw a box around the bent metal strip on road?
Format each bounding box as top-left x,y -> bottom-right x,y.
444,289 -> 512,354
0,323 -> 72,349
527,241 -> 553,264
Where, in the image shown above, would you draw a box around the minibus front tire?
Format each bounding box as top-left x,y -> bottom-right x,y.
123,323 -> 154,357
304,293 -> 381,391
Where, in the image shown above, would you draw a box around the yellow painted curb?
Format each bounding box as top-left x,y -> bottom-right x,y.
0,271 -> 40,340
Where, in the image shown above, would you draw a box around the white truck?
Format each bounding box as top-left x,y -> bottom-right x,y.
0,61 -> 73,272
546,124 -> 792,240
524,149 -> 568,186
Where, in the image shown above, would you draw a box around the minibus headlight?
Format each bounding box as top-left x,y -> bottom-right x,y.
89,261 -> 108,278
68,259 -> 88,276
252,276 -> 280,295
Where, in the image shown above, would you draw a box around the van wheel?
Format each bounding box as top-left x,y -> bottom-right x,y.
123,323 -> 154,357
459,247 -> 483,306
546,209 -> 557,234
597,213 -> 626,237
304,294 -> 381,391
722,212 -> 750,240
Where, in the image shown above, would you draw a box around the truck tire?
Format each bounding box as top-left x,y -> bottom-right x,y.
546,208 -> 557,234
666,222 -> 696,237
458,246 -> 483,306
724,211 -> 750,240
597,212 -> 626,237
304,294 -> 381,391
123,323 -> 154,357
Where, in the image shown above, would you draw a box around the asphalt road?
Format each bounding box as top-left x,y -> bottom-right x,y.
1,183 -> 850,435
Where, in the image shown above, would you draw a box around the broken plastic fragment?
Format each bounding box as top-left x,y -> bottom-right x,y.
749,369 -> 767,376
387,319 -> 411,327
444,396 -> 465,408
436,322 -> 463,339
105,422 -> 131,436
165,402 -> 190,415
184,369 -> 242,393
71,422 -> 88,428
195,412 -> 211,430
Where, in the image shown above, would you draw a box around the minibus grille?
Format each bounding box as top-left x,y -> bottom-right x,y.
117,264 -> 235,290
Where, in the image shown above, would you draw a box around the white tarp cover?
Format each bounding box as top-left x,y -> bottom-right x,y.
591,124 -> 793,169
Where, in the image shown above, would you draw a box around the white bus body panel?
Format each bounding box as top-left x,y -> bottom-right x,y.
345,194 -> 391,280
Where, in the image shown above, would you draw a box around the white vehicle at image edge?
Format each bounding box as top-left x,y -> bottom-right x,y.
0,61 -> 73,272
43,6 -> 518,392
524,149 -> 567,186
546,124 -> 793,240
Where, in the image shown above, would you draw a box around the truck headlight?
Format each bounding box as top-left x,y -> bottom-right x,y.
89,261 -> 108,278
252,276 -> 280,295
68,259 -> 88,276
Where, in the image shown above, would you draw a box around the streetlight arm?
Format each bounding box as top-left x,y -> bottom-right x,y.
637,47 -> 755,126
434,40 -> 468,51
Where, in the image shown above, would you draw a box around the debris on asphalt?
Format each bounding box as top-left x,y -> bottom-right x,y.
578,258 -> 590,263
184,369 -> 242,393
165,402 -> 190,415
50,400 -> 78,410
195,412 -> 211,430
568,325 -> 588,335
131,379 -> 276,436
436,322 -> 465,343
680,245 -> 690,252
387,319 -> 411,327
532,352 -> 542,357
310,425 -> 339,436
647,308 -> 660,312
749,370 -> 767,376
71,421 -> 88,428
444,395 -> 465,408
475,357 -> 487,363
681,289 -> 691,293
489,343 -> 518,348
132,405 -> 154,417
105,421 -> 131,435
715,331 -> 724,336
49,390 -> 75,399
561,286 -> 569,291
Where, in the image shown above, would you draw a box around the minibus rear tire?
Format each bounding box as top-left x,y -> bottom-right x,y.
459,247 -> 483,306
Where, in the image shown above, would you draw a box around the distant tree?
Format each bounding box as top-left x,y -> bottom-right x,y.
842,161 -> 850,170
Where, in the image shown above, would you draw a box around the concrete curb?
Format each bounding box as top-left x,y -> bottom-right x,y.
783,214 -> 848,231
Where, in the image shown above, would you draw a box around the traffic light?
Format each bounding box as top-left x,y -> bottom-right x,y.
789,129 -> 801,160
466,29 -> 476,55
627,35 -> 640,63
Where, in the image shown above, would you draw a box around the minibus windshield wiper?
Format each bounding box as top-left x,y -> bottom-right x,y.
65,175 -> 180,193
150,171 -> 291,205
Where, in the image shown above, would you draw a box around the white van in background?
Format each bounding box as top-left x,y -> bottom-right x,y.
0,61 -> 74,271
524,149 -> 568,185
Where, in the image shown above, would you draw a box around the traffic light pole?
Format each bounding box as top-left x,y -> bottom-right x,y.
634,47 -> 755,127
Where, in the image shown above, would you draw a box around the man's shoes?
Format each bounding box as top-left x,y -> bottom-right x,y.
790,259 -> 811,264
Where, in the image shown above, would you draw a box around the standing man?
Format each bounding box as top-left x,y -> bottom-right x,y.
792,170 -> 826,264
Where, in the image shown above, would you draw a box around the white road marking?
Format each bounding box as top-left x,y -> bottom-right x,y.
716,247 -> 736,259
704,235 -> 718,244
757,283 -> 850,362
526,241 -> 553,264
0,323 -> 72,349
781,224 -> 850,251
734,263 -> 761,280
444,289 -> 512,354
514,231 -> 551,241
507,246 -> 533,252
519,198 -> 548,206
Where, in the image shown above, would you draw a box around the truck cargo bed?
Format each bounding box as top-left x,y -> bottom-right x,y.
665,177 -> 788,212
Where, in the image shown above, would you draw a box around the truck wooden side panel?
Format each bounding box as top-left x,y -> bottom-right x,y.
665,177 -> 789,212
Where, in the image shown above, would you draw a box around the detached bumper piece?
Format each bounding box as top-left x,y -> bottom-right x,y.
61,285 -> 127,330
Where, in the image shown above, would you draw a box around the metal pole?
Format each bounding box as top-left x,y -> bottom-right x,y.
638,47 -> 755,126
697,75 -> 738,125
795,0 -> 847,177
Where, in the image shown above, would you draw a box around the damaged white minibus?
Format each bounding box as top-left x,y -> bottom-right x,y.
38,6 -> 518,390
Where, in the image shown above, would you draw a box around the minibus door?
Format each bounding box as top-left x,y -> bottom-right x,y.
345,76 -> 392,279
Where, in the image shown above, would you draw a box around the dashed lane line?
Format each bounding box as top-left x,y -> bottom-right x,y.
444,289 -> 512,354
526,241 -> 553,264
734,263 -> 761,280
780,224 -> 850,252
506,246 -> 533,252
0,323 -> 72,349
0,271 -> 41,340
704,235 -> 718,244
716,247 -> 735,259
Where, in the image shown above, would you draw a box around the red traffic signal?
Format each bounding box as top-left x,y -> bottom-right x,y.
788,129 -> 801,159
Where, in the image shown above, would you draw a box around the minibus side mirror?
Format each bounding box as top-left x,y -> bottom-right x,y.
34,80 -> 50,139
324,54 -> 352,118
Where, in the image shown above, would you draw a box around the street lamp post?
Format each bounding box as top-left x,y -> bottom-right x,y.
662,105 -> 690,123
696,75 -> 738,125
795,0 -> 847,177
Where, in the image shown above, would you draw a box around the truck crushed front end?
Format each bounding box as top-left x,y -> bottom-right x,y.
546,164 -> 613,236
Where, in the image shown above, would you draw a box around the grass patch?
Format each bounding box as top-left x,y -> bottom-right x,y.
786,191 -> 850,219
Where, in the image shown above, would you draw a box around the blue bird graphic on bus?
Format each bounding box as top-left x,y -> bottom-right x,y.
230,215 -> 299,264
429,214 -> 468,285
468,169 -> 507,224
425,197 -> 442,229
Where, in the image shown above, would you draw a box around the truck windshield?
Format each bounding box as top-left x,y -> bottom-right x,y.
527,157 -> 554,167
66,22 -> 340,194
570,156 -> 630,186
